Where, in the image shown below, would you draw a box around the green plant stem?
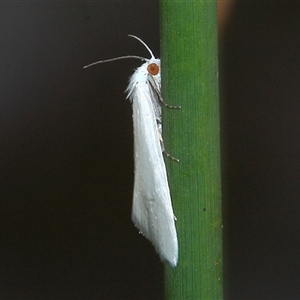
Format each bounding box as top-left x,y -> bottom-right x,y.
160,1 -> 223,299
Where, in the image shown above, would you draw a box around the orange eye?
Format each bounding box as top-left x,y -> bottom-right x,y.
147,63 -> 159,75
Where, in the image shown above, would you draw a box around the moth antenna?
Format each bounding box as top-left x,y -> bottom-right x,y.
128,34 -> 155,59
84,55 -> 147,69
84,35 -> 156,69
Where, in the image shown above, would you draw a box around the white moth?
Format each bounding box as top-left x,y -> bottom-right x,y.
84,35 -> 179,267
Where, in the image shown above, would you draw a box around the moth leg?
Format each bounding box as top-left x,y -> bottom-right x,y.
159,95 -> 181,110
157,121 -> 179,162
148,76 -> 181,109
163,148 -> 179,163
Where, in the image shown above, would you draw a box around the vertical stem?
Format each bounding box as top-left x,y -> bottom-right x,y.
160,1 -> 223,299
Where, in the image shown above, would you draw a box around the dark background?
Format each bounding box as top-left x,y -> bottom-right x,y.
221,2 -> 300,299
1,2 -> 299,299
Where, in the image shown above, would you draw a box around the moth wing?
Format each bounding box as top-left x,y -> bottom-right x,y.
131,83 -> 178,267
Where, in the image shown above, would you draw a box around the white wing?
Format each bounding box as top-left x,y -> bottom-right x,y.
129,77 -> 178,267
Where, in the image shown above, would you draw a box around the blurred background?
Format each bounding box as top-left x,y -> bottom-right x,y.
1,1 -> 300,299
